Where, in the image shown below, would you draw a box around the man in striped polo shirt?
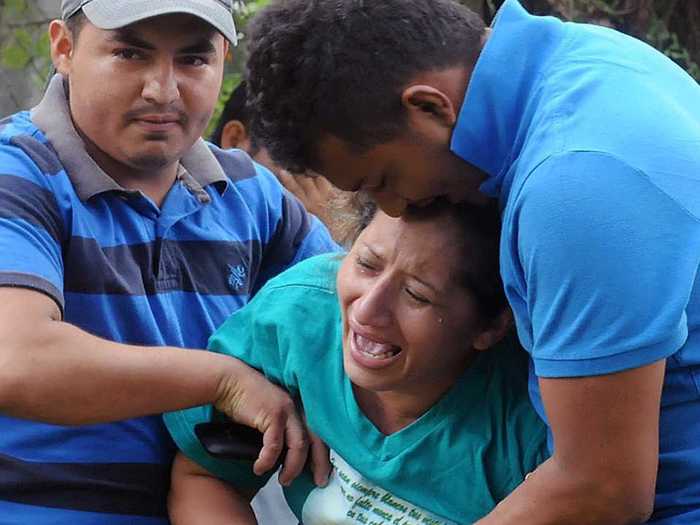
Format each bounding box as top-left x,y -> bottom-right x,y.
0,1 -> 337,523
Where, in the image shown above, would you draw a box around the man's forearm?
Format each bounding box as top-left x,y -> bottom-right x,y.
0,287 -> 317,480
475,457 -> 652,525
0,317 -> 240,425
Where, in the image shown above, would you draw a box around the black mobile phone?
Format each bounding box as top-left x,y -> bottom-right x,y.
194,421 -> 264,461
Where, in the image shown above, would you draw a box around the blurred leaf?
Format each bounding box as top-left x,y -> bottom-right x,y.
4,0 -> 29,17
14,28 -> 32,50
33,32 -> 50,58
1,42 -> 30,69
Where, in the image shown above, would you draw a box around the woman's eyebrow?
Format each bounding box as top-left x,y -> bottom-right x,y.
408,273 -> 439,294
361,243 -> 383,260
362,241 -> 440,293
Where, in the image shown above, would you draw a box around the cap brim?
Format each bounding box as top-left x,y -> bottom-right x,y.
83,0 -> 237,45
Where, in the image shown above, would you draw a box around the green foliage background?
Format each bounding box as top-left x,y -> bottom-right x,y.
208,0 -> 271,136
0,0 -> 53,108
1,0 -> 697,124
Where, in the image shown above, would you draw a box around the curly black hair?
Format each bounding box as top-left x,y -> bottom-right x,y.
246,0 -> 486,173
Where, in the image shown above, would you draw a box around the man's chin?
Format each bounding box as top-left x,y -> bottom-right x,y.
127,150 -> 182,172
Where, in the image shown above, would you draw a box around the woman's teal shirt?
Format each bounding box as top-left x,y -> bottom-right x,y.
164,254 -> 548,524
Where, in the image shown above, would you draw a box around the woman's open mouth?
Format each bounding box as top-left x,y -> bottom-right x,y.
350,329 -> 402,369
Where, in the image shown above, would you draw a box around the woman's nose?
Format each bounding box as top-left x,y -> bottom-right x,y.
351,278 -> 394,328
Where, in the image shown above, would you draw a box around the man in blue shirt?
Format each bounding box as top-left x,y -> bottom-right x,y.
0,0 -> 335,523
245,0 -> 700,523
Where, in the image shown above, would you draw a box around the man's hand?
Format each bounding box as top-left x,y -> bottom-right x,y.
213,361 -> 330,487
277,171 -> 336,222
277,170 -> 358,244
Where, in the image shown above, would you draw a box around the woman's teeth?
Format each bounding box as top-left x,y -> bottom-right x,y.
354,332 -> 400,358
363,350 -> 397,359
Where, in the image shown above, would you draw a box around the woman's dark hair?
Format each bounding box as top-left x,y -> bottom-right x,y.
410,200 -> 505,322
246,0 -> 486,173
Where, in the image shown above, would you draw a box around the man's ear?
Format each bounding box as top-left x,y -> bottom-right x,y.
400,85 -> 458,129
220,120 -> 250,150
473,309 -> 514,351
49,20 -> 74,76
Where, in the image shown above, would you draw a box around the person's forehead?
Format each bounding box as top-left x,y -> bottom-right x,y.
365,210 -> 457,253
360,213 -> 461,290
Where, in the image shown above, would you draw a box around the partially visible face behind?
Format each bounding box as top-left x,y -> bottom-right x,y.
336,209 -> 488,401
53,14 -> 227,176
315,131 -> 479,217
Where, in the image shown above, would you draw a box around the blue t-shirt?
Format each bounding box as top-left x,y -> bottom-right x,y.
451,1 -> 700,522
0,75 -> 338,524
165,254 -> 548,524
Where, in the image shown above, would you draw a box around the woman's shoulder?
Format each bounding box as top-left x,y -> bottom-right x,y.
262,253 -> 343,296
479,335 -> 531,387
472,335 -> 540,427
472,336 -> 549,490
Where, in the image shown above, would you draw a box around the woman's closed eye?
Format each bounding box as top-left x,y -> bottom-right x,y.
405,287 -> 431,305
355,255 -> 378,272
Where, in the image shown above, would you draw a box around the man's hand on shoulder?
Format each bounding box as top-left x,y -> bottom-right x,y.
213,362 -> 331,487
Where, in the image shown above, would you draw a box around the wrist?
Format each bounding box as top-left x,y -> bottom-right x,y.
210,354 -> 250,419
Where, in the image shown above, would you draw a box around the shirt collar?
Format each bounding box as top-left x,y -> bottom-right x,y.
30,74 -> 229,202
450,0 -> 566,199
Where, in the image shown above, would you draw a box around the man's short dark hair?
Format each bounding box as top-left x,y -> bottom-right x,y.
210,81 -> 253,148
65,10 -> 87,42
246,0 -> 486,173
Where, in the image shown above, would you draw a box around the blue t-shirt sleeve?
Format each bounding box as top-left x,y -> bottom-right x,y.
0,142 -> 65,312
516,152 -> 698,377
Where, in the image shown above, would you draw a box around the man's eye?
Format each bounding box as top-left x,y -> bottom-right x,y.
181,56 -> 208,66
114,48 -> 143,60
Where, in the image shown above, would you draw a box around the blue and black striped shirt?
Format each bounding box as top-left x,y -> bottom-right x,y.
0,75 -> 338,524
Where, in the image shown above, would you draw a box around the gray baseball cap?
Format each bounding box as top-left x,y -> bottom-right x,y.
61,0 -> 237,44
